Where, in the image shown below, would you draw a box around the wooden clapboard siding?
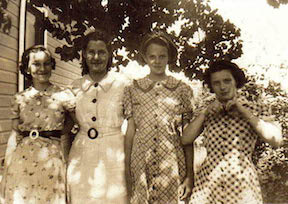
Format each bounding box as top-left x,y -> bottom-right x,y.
0,132 -> 10,145
0,1 -> 20,161
0,58 -> 17,73
47,33 -> 82,79
47,34 -> 82,86
0,96 -> 11,107
0,1 -> 83,163
0,43 -> 18,62
0,70 -> 17,84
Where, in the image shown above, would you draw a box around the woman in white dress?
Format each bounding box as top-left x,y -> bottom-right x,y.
67,29 -> 129,204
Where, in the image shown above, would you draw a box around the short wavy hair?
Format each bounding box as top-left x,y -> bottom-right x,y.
81,29 -> 113,76
139,30 -> 178,65
19,45 -> 56,80
203,60 -> 247,93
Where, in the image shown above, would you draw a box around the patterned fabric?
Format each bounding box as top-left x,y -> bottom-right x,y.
189,96 -> 271,204
2,85 -> 75,204
67,71 -> 129,204
123,75 -> 194,204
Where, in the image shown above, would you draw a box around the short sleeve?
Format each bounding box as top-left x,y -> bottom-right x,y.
122,85 -> 133,119
60,88 -> 76,112
180,83 -> 194,113
245,100 -> 274,122
10,94 -> 20,120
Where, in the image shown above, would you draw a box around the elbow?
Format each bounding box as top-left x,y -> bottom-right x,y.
181,132 -> 195,146
181,137 -> 190,146
272,134 -> 283,148
268,131 -> 283,148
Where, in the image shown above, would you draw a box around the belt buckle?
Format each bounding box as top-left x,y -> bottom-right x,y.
29,129 -> 39,140
88,128 -> 98,139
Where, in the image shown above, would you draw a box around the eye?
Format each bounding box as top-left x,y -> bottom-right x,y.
224,79 -> 232,84
44,61 -> 52,66
32,62 -> 41,67
98,50 -> 107,56
87,50 -> 95,55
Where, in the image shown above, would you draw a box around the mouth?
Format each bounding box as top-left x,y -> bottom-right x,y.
37,73 -> 49,75
221,92 -> 229,96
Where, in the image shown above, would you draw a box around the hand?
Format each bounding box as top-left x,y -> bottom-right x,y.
178,177 -> 193,201
203,100 -> 223,116
225,97 -> 246,115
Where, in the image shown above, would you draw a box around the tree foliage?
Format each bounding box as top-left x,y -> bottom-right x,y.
267,0 -> 288,8
193,69 -> 288,203
28,0 -> 242,79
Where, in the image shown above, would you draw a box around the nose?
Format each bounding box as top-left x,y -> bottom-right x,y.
155,57 -> 161,64
39,64 -> 45,71
220,82 -> 226,90
93,52 -> 100,60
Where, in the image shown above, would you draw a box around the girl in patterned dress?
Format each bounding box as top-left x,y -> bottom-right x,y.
0,45 -> 75,204
123,31 -> 194,204
182,60 -> 283,204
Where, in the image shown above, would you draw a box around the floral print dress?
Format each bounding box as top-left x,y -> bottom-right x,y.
1,85 -> 75,204
189,96 -> 272,204
123,76 -> 194,204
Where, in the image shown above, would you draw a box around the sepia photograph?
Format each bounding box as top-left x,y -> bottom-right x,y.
0,0 -> 287,203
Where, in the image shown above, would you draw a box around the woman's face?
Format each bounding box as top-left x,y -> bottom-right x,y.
84,40 -> 109,74
28,51 -> 52,84
144,43 -> 169,76
210,69 -> 237,102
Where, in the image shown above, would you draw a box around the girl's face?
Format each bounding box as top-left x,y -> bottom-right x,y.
144,43 -> 169,77
84,40 -> 110,75
28,51 -> 52,84
210,69 -> 237,103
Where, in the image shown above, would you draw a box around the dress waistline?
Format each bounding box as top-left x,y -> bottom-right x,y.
78,127 -> 122,139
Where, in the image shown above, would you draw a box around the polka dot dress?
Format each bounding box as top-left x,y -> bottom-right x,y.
190,97 -> 270,204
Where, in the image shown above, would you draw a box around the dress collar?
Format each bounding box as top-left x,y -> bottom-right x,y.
134,75 -> 180,92
81,72 -> 116,92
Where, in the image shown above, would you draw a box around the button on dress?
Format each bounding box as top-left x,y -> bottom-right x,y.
123,76 -> 194,204
67,71 -> 129,204
2,85 -> 75,204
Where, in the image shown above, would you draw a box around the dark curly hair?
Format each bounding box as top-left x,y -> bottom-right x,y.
203,60 -> 247,93
139,30 -> 178,65
81,29 -> 113,76
19,45 -> 56,80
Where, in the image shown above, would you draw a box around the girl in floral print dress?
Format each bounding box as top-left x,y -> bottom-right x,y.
123,31 -> 194,204
0,45 -> 75,204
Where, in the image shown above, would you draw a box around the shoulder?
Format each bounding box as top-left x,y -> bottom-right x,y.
110,71 -> 132,87
71,77 -> 83,89
12,87 -> 34,103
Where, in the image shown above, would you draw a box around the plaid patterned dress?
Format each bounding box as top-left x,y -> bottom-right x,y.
190,97 -> 270,204
123,76 -> 193,204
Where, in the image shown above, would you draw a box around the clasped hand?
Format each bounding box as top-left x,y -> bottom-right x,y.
203,97 -> 246,116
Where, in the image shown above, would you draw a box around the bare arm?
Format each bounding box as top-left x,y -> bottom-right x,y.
182,100 -> 224,145
226,99 -> 283,148
124,117 -> 136,197
179,144 -> 194,200
182,113 -> 205,145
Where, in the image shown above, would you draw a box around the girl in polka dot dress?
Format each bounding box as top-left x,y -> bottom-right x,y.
0,45 -> 75,204
182,60 -> 283,204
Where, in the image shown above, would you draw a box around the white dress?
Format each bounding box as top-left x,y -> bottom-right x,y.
67,71 -> 129,204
